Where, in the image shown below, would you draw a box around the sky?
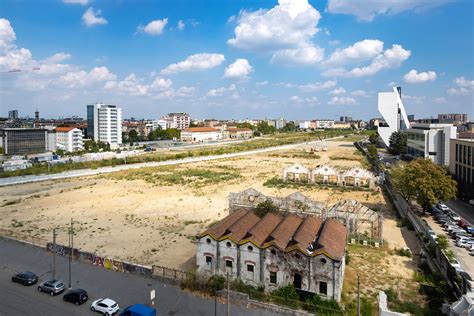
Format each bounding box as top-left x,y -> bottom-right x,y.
0,0 -> 473,120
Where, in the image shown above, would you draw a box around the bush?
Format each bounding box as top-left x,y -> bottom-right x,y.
303,293 -> 342,315
207,275 -> 225,296
271,284 -> 300,309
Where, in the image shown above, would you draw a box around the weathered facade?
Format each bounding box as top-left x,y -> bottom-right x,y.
196,209 -> 347,302
229,188 -> 383,242
283,164 -> 379,189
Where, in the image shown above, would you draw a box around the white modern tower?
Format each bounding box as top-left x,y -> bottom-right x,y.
87,103 -> 122,148
377,87 -> 411,147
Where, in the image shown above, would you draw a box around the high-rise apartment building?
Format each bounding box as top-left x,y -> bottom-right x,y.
161,113 -> 190,130
449,139 -> 474,197
8,110 -> 18,121
377,86 -> 411,147
87,103 -> 122,148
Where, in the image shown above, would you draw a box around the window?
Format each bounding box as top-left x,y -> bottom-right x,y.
270,249 -> 276,255
225,260 -> 233,268
247,264 -> 254,272
205,256 -> 212,264
226,242 -> 231,248
295,253 -> 300,259
270,272 -> 277,284
206,238 -> 211,244
247,245 -> 253,252
319,281 -> 327,295
320,258 -> 327,264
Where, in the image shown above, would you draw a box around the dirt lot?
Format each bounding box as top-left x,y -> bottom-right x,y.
0,140 -> 423,305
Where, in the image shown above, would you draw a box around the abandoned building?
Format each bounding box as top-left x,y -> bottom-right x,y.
196,209 -> 348,302
228,188 -> 383,242
282,164 -> 379,189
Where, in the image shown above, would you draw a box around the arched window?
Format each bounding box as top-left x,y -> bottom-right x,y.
226,242 -> 231,248
270,249 -> 276,255
206,238 -> 211,244
247,245 -> 253,252
320,258 -> 327,264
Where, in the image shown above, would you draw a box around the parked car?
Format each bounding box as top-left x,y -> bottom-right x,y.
466,226 -> 474,235
91,298 -> 120,315
11,271 -> 38,286
120,304 -> 156,316
63,288 -> 88,305
450,259 -> 462,269
437,202 -> 450,211
454,231 -> 470,239
38,279 -> 65,296
469,199 -> 474,206
456,238 -> 473,248
427,230 -> 437,239
449,212 -> 461,221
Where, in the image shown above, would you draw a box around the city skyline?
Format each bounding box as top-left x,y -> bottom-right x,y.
1,0 -> 473,120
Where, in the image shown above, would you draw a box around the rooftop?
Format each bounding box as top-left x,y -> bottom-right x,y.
183,127 -> 218,132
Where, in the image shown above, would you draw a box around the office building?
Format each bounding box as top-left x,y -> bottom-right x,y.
407,114 -> 415,122
0,128 -> 55,155
377,86 -> 411,147
340,116 -> 352,123
449,139 -> 474,197
405,123 -> 456,166
8,110 -> 18,121
87,103 -> 122,148
55,127 -> 84,152
438,113 -> 468,124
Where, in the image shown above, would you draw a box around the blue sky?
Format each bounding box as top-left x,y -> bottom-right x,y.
1,0 -> 473,120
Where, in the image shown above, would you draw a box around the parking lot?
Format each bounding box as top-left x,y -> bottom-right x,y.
424,204 -> 474,277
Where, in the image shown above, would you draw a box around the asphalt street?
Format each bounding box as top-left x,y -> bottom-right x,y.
446,200 -> 474,226
0,237 -> 275,316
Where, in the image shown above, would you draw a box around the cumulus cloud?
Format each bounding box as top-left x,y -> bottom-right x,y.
289,95 -> 318,104
329,87 -> 346,95
137,18 -> 168,36
350,90 -> 367,96
177,20 -> 185,30
323,39 -> 383,66
206,84 -> 239,98
296,80 -> 337,92
59,66 -> 116,88
0,18 -> 16,51
82,7 -> 108,27
328,96 -> 358,105
63,0 -> 89,5
161,53 -> 225,75
323,44 -> 411,77
326,0 -> 453,22
403,69 -> 437,83
447,76 -> 474,95
43,52 -> 72,64
434,97 -> 446,104
224,58 -> 253,79
227,0 -> 324,65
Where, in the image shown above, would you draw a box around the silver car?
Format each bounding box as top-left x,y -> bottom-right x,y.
38,279 -> 65,296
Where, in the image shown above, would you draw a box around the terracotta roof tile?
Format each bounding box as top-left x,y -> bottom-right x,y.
247,212 -> 283,246
200,209 -> 248,239
265,214 -> 303,249
55,127 -> 76,132
292,216 -> 323,251
316,218 -> 347,260
227,211 -> 261,242
183,127 -> 218,132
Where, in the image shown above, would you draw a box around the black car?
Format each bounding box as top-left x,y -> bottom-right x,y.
11,271 -> 38,286
63,288 -> 88,305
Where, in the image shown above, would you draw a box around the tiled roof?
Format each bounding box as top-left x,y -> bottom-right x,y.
199,210 -> 347,260
55,127 -> 76,132
183,127 -> 218,132
227,128 -> 252,132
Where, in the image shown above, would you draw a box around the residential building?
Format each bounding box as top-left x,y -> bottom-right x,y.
0,128 -> 55,155
87,103 -> 122,148
369,118 -> 383,129
449,139 -> 474,197
161,112 -> 190,130
196,209 -> 347,301
55,127 -> 84,152
405,123 -> 456,166
204,119 -> 219,127
180,127 -> 222,142
438,113 -> 468,124
298,121 -> 311,129
274,118 -> 287,129
377,86 -> 411,147
314,120 -> 335,129
227,128 -> 253,139
8,110 -> 18,121
340,116 -> 352,123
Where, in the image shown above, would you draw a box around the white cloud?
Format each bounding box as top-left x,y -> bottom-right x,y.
0,18 -> 16,51
227,0 -> 324,65
289,95 -> 318,104
328,96 -> 358,105
256,81 -> 268,87
323,39 -> 383,66
207,84 -> 237,98
59,66 -> 116,88
82,7 -> 108,27
403,69 -> 437,83
434,97 -> 446,104
323,44 -> 411,77
327,0 -> 453,22
271,45 -> 324,65
224,58 -> 253,79
177,20 -> 185,31
350,90 -> 367,96
296,80 -> 337,92
329,87 -> 346,95
161,53 -> 225,75
63,0 -> 90,5
43,52 -> 72,64
403,94 -> 426,104
138,18 -> 168,36
0,47 -> 34,71
447,76 -> 474,95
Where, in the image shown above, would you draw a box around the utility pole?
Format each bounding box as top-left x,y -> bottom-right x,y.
68,218 -> 73,289
52,228 -> 57,279
214,272 -> 217,316
226,272 -> 230,316
357,274 -> 360,316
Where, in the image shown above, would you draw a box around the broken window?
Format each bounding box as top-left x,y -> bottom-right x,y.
225,260 -> 233,268
247,264 -> 254,272
270,272 -> 277,284
319,281 -> 327,295
205,256 -> 212,264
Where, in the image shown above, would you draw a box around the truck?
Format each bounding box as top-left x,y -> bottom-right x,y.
119,304 -> 156,316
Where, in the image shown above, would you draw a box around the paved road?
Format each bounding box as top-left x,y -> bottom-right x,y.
446,200 -> 474,226
0,237 -> 274,316
0,137 -> 343,187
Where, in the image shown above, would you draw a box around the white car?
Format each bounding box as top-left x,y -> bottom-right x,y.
91,298 -> 119,316
437,202 -> 450,211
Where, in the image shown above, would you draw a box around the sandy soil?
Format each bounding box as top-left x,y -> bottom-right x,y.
0,141 -> 417,274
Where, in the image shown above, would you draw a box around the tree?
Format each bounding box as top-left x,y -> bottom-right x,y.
281,122 -> 297,132
388,131 -> 407,155
367,143 -> 378,159
256,121 -> 276,135
128,129 -> 139,145
436,234 -> 449,250
236,122 -> 255,130
369,133 -> 379,145
254,199 -> 279,218
390,159 -> 457,212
